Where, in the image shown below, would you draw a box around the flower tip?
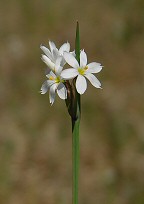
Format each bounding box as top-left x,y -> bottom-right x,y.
40,89 -> 45,94
50,101 -> 54,106
99,65 -> 103,71
40,90 -> 43,94
66,41 -> 70,47
49,40 -> 54,45
41,54 -> 44,60
41,54 -> 47,60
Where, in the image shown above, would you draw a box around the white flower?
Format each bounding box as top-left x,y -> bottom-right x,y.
40,41 -> 70,72
61,50 -> 102,94
40,57 -> 67,105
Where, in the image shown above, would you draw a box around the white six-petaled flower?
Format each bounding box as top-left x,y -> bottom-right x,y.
61,50 -> 102,94
40,41 -> 103,104
40,41 -> 70,72
40,56 -> 67,105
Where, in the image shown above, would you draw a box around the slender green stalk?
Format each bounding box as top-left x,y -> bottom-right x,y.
71,21 -> 81,204
72,116 -> 80,204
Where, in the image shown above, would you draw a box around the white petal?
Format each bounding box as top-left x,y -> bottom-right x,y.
49,83 -> 58,105
85,73 -> 101,88
40,45 -> 52,60
59,42 -> 70,54
47,79 -> 55,86
46,71 -> 56,79
60,57 -> 66,67
70,51 -> 76,57
55,57 -> 63,74
41,55 -> 55,71
76,75 -> 87,94
40,81 -> 49,94
64,52 -> 79,69
49,41 -> 57,51
61,69 -> 78,79
45,68 -> 51,75
57,83 -> 67,99
87,62 -> 102,73
52,49 -> 59,62
80,50 -> 87,67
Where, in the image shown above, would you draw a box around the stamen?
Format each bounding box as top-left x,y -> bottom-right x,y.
49,76 -> 54,80
55,76 -> 61,83
78,67 -> 86,75
84,66 -> 88,70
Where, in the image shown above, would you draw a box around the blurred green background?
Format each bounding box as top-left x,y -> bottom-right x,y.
0,0 -> 144,203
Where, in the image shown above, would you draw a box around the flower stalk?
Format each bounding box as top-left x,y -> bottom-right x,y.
71,22 -> 81,204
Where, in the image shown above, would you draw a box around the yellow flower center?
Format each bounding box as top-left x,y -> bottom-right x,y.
78,66 -> 88,75
49,76 -> 55,80
49,75 -> 64,84
55,76 -> 61,83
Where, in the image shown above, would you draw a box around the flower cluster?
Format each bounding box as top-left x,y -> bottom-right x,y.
40,41 -> 102,105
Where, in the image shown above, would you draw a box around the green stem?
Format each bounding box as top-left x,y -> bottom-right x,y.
71,21 -> 81,204
72,115 -> 80,204
72,90 -> 81,204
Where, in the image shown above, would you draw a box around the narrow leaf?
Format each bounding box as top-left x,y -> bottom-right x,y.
75,21 -> 80,65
